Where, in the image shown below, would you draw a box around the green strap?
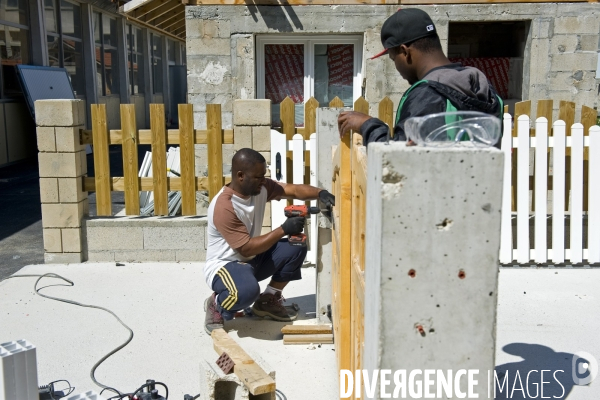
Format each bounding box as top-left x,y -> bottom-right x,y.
395,79 -> 428,124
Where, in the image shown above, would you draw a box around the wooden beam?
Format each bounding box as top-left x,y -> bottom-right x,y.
172,24 -> 186,37
283,334 -> 334,345
152,8 -> 184,28
83,176 -> 232,192
185,0 -> 390,4
211,329 -> 276,395
129,0 -> 176,18
165,18 -> 186,33
281,325 -> 332,335
139,0 -> 180,22
122,15 -> 185,43
81,128 -> 234,145
160,12 -> 185,31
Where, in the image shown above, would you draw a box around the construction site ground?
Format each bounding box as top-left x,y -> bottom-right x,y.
1,264 -> 599,399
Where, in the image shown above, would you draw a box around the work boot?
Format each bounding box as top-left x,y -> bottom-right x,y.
251,292 -> 298,322
204,293 -> 224,335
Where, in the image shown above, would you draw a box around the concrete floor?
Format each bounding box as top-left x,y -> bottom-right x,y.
1,264 -> 599,400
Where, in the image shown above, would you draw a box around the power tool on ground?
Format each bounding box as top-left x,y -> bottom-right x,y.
284,205 -> 322,247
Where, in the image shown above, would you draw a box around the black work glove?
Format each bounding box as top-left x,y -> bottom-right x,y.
281,217 -> 305,235
318,190 -> 335,208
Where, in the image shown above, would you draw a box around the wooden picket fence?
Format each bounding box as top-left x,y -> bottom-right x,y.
82,103 -> 230,216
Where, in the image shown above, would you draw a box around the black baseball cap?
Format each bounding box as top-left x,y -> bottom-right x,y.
371,8 -> 437,59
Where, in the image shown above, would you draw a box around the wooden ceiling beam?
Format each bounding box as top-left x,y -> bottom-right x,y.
153,8 -> 184,28
129,0 -> 178,19
141,0 -> 181,22
166,18 -> 186,33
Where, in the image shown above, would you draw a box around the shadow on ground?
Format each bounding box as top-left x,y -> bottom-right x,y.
494,343 -> 587,399
227,294 -> 316,340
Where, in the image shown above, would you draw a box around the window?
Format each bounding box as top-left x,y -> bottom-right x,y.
167,39 -> 176,65
126,24 -> 144,94
257,35 -> 363,126
45,0 -> 85,97
93,13 -> 119,96
151,33 -> 162,94
0,0 -> 29,97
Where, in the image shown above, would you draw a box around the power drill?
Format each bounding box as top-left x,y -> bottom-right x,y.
284,205 -> 322,247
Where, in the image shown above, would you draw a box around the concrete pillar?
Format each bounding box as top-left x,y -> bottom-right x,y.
232,99 -> 272,231
315,107 -> 349,322
363,142 -> 504,398
35,100 -> 88,264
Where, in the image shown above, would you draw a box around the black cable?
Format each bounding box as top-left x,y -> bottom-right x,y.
275,388 -> 287,400
99,387 -> 123,397
131,381 -> 169,399
1,273 -> 133,395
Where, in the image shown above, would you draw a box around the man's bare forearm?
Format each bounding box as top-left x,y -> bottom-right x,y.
290,184 -> 322,201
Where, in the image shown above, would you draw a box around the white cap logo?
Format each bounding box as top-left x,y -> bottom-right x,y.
426,25 -> 434,32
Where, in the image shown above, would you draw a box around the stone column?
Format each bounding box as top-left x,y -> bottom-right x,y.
363,142 -> 504,398
233,99 -> 272,233
35,100 -> 88,264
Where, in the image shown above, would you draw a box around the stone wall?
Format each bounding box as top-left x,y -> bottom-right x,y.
186,3 -> 600,124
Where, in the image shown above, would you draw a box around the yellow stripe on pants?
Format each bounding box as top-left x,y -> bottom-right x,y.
217,268 -> 238,310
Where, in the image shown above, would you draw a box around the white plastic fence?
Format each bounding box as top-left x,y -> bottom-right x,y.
270,131 -> 318,265
500,114 -> 600,265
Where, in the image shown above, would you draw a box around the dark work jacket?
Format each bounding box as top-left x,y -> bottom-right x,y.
359,63 -> 503,146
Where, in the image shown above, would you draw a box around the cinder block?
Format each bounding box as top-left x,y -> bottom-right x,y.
36,127 -> 55,152
39,178 -> 59,203
55,126 -> 84,152
259,152 -> 270,167
550,53 -> 597,72
175,249 -> 207,261
252,126 -> 271,152
233,100 -> 271,126
41,202 -> 84,228
86,226 -> 144,250
186,19 -> 231,39
263,202 -> 271,226
61,228 -> 82,253
554,16 -> 600,35
233,126 -> 252,150
35,99 -> 85,127
113,250 -> 176,262
550,35 -> 579,54
44,252 -> 83,264
58,178 -> 87,203
80,150 -> 88,176
38,152 -> 83,178
579,35 -> 599,52
43,229 -> 62,253
143,226 -> 205,250
86,251 -> 115,262
82,198 -> 89,216
187,37 -> 231,56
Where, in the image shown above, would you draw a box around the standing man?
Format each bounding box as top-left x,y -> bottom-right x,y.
338,8 -> 503,145
203,148 -> 335,334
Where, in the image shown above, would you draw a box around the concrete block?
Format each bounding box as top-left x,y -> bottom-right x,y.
39,178 -> 59,203
531,18 -> 552,39
363,143 -> 503,397
44,252 -> 83,264
188,93 -> 234,112
35,99 -> 85,127
554,16 -> 600,35
252,126 -> 270,152
550,35 -> 579,54
55,126 -> 84,152
58,178 -> 87,203
187,37 -> 231,56
263,202 -> 271,226
551,53 -> 597,72
143,227 -> 205,250
82,198 -> 89,216
233,100 -> 271,126
43,229 -> 62,253
84,215 -> 208,228
579,35 -> 599,52
38,152 -> 83,178
86,226 -> 144,250
61,228 -> 82,253
233,126 -> 252,150
36,127 -> 55,152
41,202 -> 84,228
86,251 -> 115,262
80,150 -> 88,176
113,250 -> 176,262
175,249 -> 207,261
187,57 -> 231,95
186,18 -> 231,39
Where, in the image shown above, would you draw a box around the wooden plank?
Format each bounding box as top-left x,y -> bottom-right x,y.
589,126 -> 600,263
353,96 -> 369,114
570,123 -> 584,263
514,100 -> 531,121
211,328 -> 276,395
503,104 -> 508,114
283,334 -> 334,345
511,100 -> 531,212
81,129 -> 234,146
139,0 -> 180,21
91,104 -> 112,216
152,9 -> 184,29
329,96 -> 344,108
120,104 -> 140,215
83,176 -> 232,192
559,100 -> 575,210
516,115 -> 530,263
207,104 -> 224,201
536,99 -> 554,126
581,105 -> 595,212
281,325 -> 333,335
163,15 -> 186,32
552,120 -> 566,263
378,96 -> 394,137
534,117 -> 548,263
304,97 -> 319,185
499,114 -> 513,263
280,97 -> 295,188
179,104 -> 196,215
150,104 -> 168,216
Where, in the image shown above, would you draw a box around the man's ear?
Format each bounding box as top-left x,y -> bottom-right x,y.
236,170 -> 245,181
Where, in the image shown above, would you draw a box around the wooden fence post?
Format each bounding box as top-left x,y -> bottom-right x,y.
120,104 -> 140,215
207,104 -> 224,201
150,104 -> 168,215
179,104 -> 196,215
91,104 -> 112,216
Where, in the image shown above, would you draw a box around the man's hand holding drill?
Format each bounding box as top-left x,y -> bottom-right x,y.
281,217 -> 305,235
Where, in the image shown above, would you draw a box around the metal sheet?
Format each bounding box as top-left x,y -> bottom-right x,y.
16,65 -> 75,118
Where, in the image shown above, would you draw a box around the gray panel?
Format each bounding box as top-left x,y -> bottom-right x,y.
16,65 -> 75,119
169,65 -> 187,128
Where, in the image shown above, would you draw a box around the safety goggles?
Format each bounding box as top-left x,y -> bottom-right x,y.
404,111 -> 501,147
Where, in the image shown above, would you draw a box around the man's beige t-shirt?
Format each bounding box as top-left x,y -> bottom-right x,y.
204,179 -> 285,287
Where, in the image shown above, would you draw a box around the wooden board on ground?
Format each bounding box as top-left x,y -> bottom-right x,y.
283,334 -> 334,345
281,324 -> 333,335
211,328 -> 276,395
